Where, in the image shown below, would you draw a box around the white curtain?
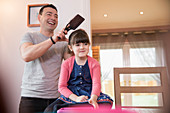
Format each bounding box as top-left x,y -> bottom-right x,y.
92,28 -> 170,110
92,31 -> 169,82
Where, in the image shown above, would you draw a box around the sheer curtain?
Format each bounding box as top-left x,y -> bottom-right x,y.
92,30 -> 169,81
92,34 -> 126,80
127,33 -> 165,84
92,28 -> 170,108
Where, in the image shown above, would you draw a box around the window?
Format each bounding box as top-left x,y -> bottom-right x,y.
99,40 -> 164,108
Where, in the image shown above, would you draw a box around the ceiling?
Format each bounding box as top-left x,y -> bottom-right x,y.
90,0 -> 170,30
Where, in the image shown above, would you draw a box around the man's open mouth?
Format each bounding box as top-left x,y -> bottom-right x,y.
48,21 -> 55,25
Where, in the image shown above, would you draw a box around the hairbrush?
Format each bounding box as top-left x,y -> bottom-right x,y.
58,14 -> 85,39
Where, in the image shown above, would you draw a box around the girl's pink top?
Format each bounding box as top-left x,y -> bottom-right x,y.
58,55 -> 101,98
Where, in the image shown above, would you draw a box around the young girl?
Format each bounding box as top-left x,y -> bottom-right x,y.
44,29 -> 113,113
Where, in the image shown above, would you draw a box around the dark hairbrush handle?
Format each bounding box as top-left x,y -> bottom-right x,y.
57,25 -> 70,39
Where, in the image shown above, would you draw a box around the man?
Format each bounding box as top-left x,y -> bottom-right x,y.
19,4 -> 71,113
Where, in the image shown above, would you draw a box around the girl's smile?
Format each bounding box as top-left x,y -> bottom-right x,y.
71,43 -> 89,58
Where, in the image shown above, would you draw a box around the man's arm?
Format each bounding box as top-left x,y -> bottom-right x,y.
20,29 -> 68,62
20,38 -> 53,62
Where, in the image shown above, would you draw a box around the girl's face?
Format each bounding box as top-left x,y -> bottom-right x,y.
69,42 -> 90,58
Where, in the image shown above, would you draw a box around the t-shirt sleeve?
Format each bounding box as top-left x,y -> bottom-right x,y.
20,32 -> 33,46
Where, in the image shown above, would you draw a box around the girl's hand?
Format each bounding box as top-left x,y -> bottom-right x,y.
88,95 -> 99,109
88,98 -> 99,109
76,95 -> 88,102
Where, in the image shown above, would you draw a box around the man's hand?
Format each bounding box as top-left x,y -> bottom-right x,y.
55,28 -> 68,42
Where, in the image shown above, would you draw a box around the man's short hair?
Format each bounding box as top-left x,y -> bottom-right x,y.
39,4 -> 58,15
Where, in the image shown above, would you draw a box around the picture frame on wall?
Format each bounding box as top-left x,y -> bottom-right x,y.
27,4 -> 48,27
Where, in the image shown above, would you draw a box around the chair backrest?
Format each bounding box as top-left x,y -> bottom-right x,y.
114,67 -> 169,110
92,46 -> 100,62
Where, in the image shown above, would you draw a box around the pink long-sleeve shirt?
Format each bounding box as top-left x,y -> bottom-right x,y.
58,55 -> 101,98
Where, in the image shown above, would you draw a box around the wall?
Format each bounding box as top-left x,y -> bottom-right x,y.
0,0 -> 90,113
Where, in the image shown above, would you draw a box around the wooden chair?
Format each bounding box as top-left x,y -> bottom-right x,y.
92,46 -> 100,62
114,67 -> 169,110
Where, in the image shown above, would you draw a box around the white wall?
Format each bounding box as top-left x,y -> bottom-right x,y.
0,0 -> 91,113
